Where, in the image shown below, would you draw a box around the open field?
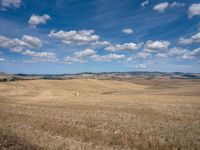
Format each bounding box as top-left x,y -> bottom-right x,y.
0,78 -> 200,150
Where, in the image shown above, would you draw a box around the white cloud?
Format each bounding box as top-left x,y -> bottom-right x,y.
64,49 -> 125,64
144,40 -> 170,52
178,38 -> 193,45
0,57 -> 6,61
153,2 -> 169,13
0,35 -> 17,50
188,3 -> 200,18
170,2 -> 185,8
134,64 -> 147,69
0,34 -> 56,62
22,50 -> 57,61
74,49 -> 96,58
136,52 -> 151,59
1,0 -> 21,10
64,49 -> 96,64
171,47 -> 200,60
169,47 -> 188,56
127,57 -> 134,61
181,54 -> 194,60
191,32 -> 200,43
153,1 -> 184,13
191,47 -> 200,57
169,47 -> 193,60
28,14 -> 51,27
92,54 -> 125,62
21,35 -> 42,48
122,28 -> 133,34
49,29 -> 99,45
64,56 -> 84,64
105,42 -> 142,51
155,53 -> 168,58
179,32 -> 200,45
91,40 -> 111,47
140,0 -> 149,8
0,34 -> 42,52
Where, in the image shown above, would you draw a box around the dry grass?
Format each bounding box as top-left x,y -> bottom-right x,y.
0,79 -> 200,150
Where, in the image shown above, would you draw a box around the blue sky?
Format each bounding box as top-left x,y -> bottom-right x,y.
0,0 -> 199,74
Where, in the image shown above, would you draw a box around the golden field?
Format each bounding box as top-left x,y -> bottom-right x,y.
0,79 -> 200,150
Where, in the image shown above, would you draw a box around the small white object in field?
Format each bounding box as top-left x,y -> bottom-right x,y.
75,92 -> 79,96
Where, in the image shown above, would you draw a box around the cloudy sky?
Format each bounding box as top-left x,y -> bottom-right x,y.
0,0 -> 199,74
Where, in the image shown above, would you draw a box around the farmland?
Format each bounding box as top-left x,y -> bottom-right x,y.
0,78 -> 200,149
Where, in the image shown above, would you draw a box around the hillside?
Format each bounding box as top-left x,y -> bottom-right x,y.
0,79 -> 199,149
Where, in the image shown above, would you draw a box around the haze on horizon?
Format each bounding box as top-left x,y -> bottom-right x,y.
0,0 -> 200,74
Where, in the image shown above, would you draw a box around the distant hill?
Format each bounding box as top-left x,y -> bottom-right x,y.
0,71 -> 200,82
0,72 -> 14,81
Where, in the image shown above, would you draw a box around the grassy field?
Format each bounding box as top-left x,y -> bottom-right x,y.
0,79 -> 199,150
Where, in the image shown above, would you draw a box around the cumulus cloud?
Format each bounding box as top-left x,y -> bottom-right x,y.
0,57 -> 6,61
74,49 -> 96,58
140,0 -> 149,8
188,3 -> 200,18
64,49 -> 96,64
169,47 -> 193,60
127,57 -> 134,61
153,2 -> 169,13
105,42 -> 142,51
172,47 -> 200,60
155,53 -> 168,58
28,14 -> 51,27
0,34 -> 56,62
170,2 -> 185,8
0,34 -> 42,52
64,56 -> 84,64
91,40 -> 111,47
153,1 -> 184,13
91,54 -> 125,62
136,52 -> 151,59
49,29 -> 99,45
0,35 -> 17,51
169,47 -> 189,56
22,50 -> 57,62
122,28 -> 133,34
191,47 -> 200,57
144,40 -> 170,52
179,32 -> 200,45
1,0 -> 21,10
191,32 -> 200,43
21,35 -> 42,48
134,64 -> 147,69
178,38 -> 193,45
